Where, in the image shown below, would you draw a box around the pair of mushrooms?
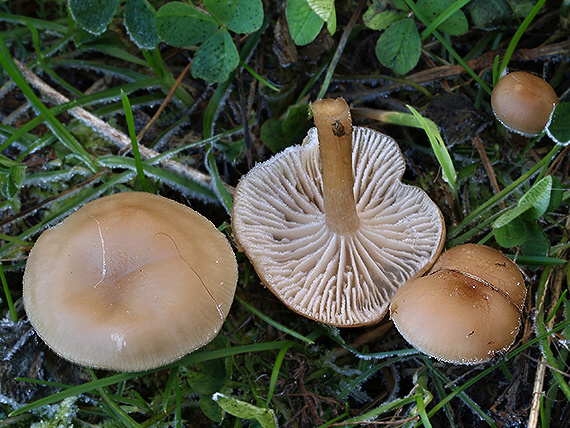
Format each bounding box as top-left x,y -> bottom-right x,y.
232,98 -> 526,364
24,97 -> 527,371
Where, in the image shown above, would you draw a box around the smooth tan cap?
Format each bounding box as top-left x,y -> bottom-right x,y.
491,71 -> 558,136
23,192 -> 238,372
430,243 -> 526,311
390,244 -> 526,364
390,269 -> 521,364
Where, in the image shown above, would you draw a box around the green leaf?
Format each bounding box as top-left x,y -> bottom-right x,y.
204,0 -> 263,33
493,203 -> 532,229
124,0 -> 159,49
407,106 -> 457,197
506,0 -> 536,19
326,5 -> 336,35
286,0 -> 324,46
468,0 -> 513,29
518,175 -> 552,220
260,103 -> 311,153
0,157 -> 26,200
547,176 -> 563,213
213,393 -> 278,428
307,0 -> 334,21
187,359 -> 227,395
493,216 -> 527,248
521,221 -> 549,257
199,395 -> 223,423
494,176 -> 554,230
375,19 -> 420,75
192,30 -> 239,83
546,101 -> 570,146
68,0 -> 121,35
417,0 -> 468,36
156,2 -> 219,47
363,8 -> 403,31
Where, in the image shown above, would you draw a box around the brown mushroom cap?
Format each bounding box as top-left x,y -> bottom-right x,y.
23,192 -> 238,372
491,71 -> 558,136
390,244 -> 526,364
430,243 -> 526,311
232,125 -> 445,327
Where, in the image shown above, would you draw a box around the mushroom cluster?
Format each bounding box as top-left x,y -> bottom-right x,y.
491,71 -> 558,136
232,98 -> 445,327
390,244 -> 526,364
23,192 -> 238,372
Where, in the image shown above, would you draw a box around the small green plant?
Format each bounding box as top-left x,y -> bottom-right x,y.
0,156 -> 26,213
67,0 -> 264,84
493,175 -> 564,257
364,0 -> 468,75
69,0 -> 159,48
156,0 -> 263,83
286,0 -> 336,45
213,393 -> 278,428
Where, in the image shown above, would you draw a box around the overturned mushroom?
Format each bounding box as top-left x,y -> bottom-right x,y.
232,98 -> 445,327
390,244 -> 526,364
23,192 -> 238,372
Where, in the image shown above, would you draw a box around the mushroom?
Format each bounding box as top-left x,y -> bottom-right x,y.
232,98 -> 445,327
23,192 -> 238,372
491,71 -> 558,136
390,244 -> 526,364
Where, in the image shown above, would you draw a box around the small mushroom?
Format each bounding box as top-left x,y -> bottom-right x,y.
232,98 -> 445,327
491,71 -> 558,136
23,192 -> 238,372
390,244 -> 526,364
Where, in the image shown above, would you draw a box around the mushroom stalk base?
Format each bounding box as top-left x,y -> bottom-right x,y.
312,98 -> 360,235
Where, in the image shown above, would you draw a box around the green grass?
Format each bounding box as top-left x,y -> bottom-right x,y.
1,1 -> 569,426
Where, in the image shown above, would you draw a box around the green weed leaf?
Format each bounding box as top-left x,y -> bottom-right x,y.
187,359 -> 227,395
326,6 -> 337,35
261,103 -> 310,153
213,393 -> 278,428
192,30 -> 239,83
417,0 -> 468,36
124,0 -> 159,49
547,176 -> 563,213
493,203 -> 531,229
307,0 -> 334,22
407,106 -> 457,198
521,221 -> 549,257
518,175 -> 552,220
286,0 -> 324,46
0,157 -> 26,200
364,8 -> 402,31
375,18 -> 420,75
68,0 -> 121,35
494,176 -> 553,230
493,216 -> 527,248
493,176 -> 558,252
468,0 -> 513,29
156,2 -> 219,47
204,0 -> 263,34
199,395 -> 223,422
547,101 -> 570,146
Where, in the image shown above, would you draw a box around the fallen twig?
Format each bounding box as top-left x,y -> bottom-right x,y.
14,59 -> 235,195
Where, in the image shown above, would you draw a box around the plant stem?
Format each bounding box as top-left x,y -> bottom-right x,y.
311,98 -> 359,234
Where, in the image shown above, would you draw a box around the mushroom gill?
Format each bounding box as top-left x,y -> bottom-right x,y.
232,99 -> 445,327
